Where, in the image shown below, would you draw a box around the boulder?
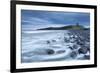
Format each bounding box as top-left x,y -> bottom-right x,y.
77,41 -> 85,46
64,36 -> 70,43
81,45 -> 90,52
56,50 -> 65,54
73,45 -> 78,49
84,55 -> 90,59
46,49 -> 55,55
70,51 -> 77,58
68,46 -> 74,50
78,48 -> 88,54
32,49 -> 55,55
46,40 -> 50,44
52,40 -> 56,42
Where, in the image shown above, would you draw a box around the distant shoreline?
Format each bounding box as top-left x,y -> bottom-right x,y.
36,25 -> 89,30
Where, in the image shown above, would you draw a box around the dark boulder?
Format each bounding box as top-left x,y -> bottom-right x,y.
52,40 -> 56,42
77,41 -> 85,46
46,49 -> 55,55
78,48 -> 88,54
68,46 -> 74,50
64,37 -> 70,43
81,45 -> 90,52
73,45 -> 78,49
70,51 -> 77,58
46,40 -> 50,44
33,49 -> 55,55
57,50 -> 65,54
84,55 -> 90,59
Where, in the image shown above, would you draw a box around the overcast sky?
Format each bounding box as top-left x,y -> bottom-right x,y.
21,10 -> 90,30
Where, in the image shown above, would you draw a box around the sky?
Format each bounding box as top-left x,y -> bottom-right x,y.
21,10 -> 90,30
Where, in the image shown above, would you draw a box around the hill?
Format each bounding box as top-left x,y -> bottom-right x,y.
37,24 -> 88,30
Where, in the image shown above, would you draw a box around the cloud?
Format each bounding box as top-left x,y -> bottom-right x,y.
21,10 -> 90,30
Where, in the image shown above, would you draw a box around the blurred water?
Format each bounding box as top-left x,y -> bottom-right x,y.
21,30 -> 90,63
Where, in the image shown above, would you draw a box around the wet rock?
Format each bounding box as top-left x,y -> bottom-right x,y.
70,39 -> 75,43
81,45 -> 90,52
56,50 -> 65,54
32,49 -> 55,55
70,51 -> 77,58
46,40 -> 50,44
84,55 -> 90,59
87,48 -> 90,52
68,46 -> 74,50
67,32 -> 71,34
78,48 -> 88,54
64,37 -> 69,43
68,44 -> 78,50
52,40 -> 56,42
74,39 -> 79,43
46,49 -> 55,55
73,45 -> 78,49
77,41 -> 85,46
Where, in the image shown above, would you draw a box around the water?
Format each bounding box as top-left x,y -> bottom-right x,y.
21,30 -> 90,63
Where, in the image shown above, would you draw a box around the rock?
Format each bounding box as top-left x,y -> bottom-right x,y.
32,49 -> 55,55
85,38 -> 90,42
84,55 -> 90,59
56,50 -> 65,54
72,45 -> 78,49
52,40 -> 56,42
64,38 -> 69,43
77,41 -> 85,46
70,51 -> 77,58
78,48 -> 88,54
68,46 -> 74,50
46,49 -> 55,55
81,45 -> 90,52
67,32 -> 70,34
70,39 -> 75,43
68,45 -> 78,50
46,40 -> 50,44
87,48 -> 90,52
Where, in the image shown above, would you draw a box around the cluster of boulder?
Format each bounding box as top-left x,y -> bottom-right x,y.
64,30 -> 90,59
43,30 -> 90,60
